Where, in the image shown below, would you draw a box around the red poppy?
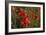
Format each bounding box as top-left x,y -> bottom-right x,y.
32,14 -> 40,21
18,8 -> 30,28
36,16 -> 40,21
21,16 -> 30,28
18,12 -> 25,17
23,16 -> 30,24
18,8 -> 25,17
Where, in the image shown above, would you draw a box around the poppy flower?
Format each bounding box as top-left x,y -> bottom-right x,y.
36,16 -> 40,21
18,8 -> 30,28
23,16 -> 30,24
32,14 -> 40,21
21,16 -> 30,28
18,8 -> 25,17
18,12 -> 25,17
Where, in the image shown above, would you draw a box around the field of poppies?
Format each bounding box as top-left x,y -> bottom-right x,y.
11,6 -> 40,29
